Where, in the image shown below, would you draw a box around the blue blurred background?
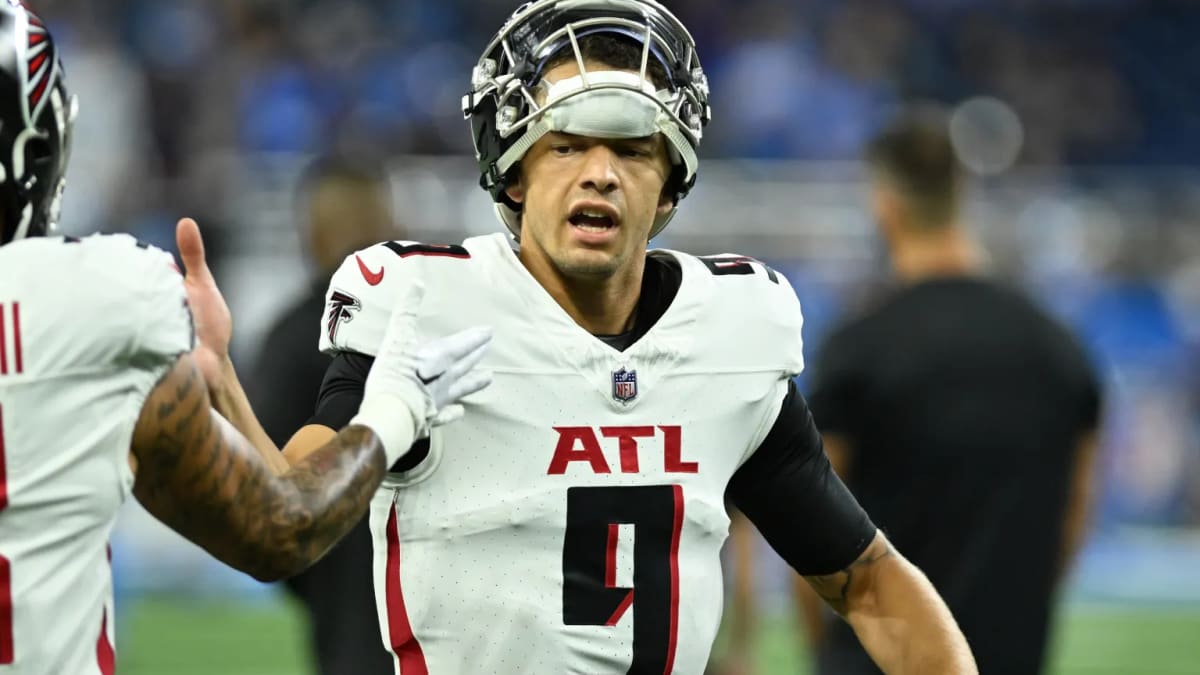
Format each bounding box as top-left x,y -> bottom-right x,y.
28,0 -> 1200,672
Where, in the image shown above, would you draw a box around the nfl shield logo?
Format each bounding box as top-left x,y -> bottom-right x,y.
612,367 -> 638,404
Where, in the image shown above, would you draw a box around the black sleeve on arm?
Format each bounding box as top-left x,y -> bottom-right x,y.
307,352 -> 372,430
307,352 -> 429,472
727,380 -> 877,576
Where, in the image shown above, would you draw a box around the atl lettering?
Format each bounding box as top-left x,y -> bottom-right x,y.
547,425 -> 699,475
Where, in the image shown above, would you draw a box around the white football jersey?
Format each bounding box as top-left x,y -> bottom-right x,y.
0,234 -> 192,674
321,234 -> 804,674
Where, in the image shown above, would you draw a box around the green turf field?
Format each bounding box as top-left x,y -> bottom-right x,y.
116,598 -> 1200,675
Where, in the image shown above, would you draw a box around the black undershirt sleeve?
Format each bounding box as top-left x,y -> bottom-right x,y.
727,380 -> 877,576
307,352 -> 370,430
307,351 -> 429,472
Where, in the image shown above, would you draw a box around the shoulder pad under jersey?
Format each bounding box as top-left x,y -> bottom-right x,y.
677,251 -> 806,376
6,233 -> 193,370
318,240 -> 473,356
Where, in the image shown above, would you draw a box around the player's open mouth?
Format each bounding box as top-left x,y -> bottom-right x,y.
568,204 -> 619,234
569,211 -> 616,232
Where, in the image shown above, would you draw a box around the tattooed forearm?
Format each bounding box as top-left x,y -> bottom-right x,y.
263,425 -> 385,571
131,354 -> 387,581
804,531 -> 978,673
804,534 -> 895,615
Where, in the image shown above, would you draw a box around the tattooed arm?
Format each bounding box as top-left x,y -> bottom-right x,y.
804,531 -> 976,674
130,353 -> 387,581
129,271 -> 492,581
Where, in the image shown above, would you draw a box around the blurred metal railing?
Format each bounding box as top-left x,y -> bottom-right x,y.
213,153 -> 1200,358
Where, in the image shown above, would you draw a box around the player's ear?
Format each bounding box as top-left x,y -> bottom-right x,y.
505,171 -> 526,206
656,184 -> 676,217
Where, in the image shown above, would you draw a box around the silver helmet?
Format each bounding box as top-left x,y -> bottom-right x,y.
463,0 -> 711,239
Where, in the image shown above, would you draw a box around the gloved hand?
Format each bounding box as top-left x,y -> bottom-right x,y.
351,280 -> 493,465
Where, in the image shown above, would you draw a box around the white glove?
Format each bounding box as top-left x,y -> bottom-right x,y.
351,281 -> 493,465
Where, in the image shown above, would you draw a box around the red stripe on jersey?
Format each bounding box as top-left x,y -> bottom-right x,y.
27,32 -> 45,45
11,304 -> 20,374
605,523 -> 619,587
95,608 -> 115,675
0,556 -> 10,664
662,485 -> 684,675
0,405 -> 6,510
0,303 -> 7,375
0,406 -> 9,664
385,506 -> 428,674
605,589 -> 633,626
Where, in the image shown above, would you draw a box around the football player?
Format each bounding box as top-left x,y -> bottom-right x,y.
187,1 -> 977,672
0,3 -> 492,673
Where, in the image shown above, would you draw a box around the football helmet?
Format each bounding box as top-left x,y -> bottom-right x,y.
0,0 -> 75,245
463,0 -> 710,239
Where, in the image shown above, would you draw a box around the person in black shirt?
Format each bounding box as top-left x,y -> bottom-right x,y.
796,113 -> 1103,675
248,156 -> 395,675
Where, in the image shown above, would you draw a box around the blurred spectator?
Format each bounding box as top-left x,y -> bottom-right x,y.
248,155 -> 396,675
51,5 -> 155,235
796,112 -> 1103,675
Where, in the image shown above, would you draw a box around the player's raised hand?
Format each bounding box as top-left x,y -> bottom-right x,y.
176,217 -> 233,391
351,281 -> 493,462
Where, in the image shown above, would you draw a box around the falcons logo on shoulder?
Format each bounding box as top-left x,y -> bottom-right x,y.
326,290 -> 361,344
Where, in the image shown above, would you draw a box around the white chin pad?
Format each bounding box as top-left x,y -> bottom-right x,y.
541,71 -> 664,139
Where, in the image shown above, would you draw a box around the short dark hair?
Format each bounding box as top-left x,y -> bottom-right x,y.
297,154 -> 387,195
541,34 -> 670,90
866,114 -> 963,228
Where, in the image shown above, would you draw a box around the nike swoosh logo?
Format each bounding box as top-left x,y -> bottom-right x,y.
356,255 -> 384,286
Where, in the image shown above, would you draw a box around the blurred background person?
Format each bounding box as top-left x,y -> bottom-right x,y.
794,112 -> 1103,675
246,155 -> 395,675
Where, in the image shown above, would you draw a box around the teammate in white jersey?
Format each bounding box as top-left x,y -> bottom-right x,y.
188,1 -> 978,673
0,4 -> 492,673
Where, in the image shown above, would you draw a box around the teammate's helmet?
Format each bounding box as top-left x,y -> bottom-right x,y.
463,0 -> 710,239
0,1 -> 75,245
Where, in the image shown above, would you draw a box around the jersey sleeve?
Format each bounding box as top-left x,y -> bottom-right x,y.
772,269 -> 806,377
318,241 -> 422,357
73,234 -> 193,366
130,243 -> 194,361
727,379 -> 876,576
682,253 -> 806,376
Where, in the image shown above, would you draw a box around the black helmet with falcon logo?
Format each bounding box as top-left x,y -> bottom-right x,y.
0,0 -> 75,245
